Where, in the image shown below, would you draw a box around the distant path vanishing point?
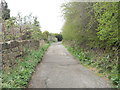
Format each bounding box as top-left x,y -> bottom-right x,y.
28,42 -> 111,88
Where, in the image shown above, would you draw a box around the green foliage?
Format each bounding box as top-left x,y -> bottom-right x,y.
93,2 -> 119,48
3,13 -> 44,41
30,17 -> 42,40
65,45 -> 119,88
62,2 -> 119,49
42,31 -> 49,41
1,1 -> 51,42
62,2 -> 100,47
1,0 -> 10,20
1,44 -> 50,88
4,17 -> 16,40
31,30 -> 42,40
62,2 -> 119,88
53,33 -> 63,41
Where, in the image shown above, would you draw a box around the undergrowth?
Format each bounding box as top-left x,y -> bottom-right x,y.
1,43 -> 50,88
65,45 -> 119,88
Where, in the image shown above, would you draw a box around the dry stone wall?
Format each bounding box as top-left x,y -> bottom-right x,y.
0,40 -> 45,70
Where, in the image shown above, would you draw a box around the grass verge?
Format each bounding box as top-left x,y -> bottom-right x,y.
64,45 -> 119,88
1,43 -> 50,88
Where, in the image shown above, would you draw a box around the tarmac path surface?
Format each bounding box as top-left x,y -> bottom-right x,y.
28,42 -> 111,88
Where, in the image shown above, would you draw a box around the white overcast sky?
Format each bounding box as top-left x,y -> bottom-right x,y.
4,0 -> 119,33
5,0 -> 68,33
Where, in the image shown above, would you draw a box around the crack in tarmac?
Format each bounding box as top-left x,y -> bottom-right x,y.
44,77 -> 49,88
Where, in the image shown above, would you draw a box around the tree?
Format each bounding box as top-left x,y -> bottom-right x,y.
62,2 -> 98,47
42,31 -> 49,41
93,2 -> 119,48
62,2 -> 119,49
1,0 -> 10,20
53,33 -> 63,41
31,16 -> 42,40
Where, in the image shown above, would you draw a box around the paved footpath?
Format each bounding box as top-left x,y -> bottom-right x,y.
28,42 -> 111,88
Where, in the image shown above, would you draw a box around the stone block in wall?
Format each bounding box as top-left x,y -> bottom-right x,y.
0,23 -> 3,42
34,40 -> 39,49
3,51 -> 18,68
39,40 -> 45,47
0,53 -> 2,70
0,42 -> 2,51
27,40 -> 31,48
29,40 -> 39,50
2,48 -> 11,54
21,40 -> 40,50
8,52 -> 14,65
21,40 -> 29,48
9,40 -> 19,48
0,42 -> 9,50
2,53 -> 10,68
12,47 -> 19,52
2,40 -> 19,50
2,49 -> 7,54
18,45 -> 24,55
18,40 -> 28,55
14,51 -> 21,57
